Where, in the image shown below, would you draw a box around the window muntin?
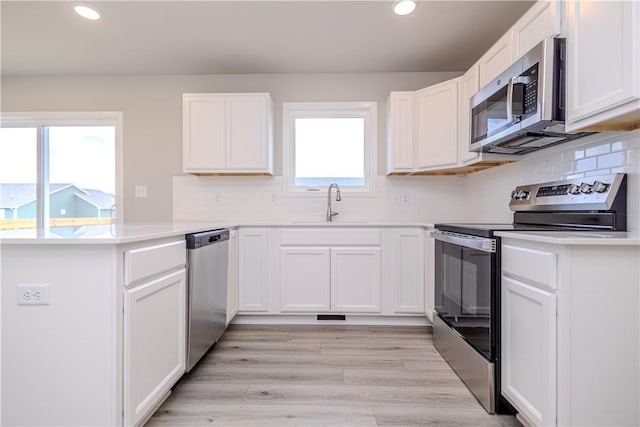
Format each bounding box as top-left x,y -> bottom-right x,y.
283,102 -> 377,195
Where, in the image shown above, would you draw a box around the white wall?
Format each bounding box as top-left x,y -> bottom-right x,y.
1,72 -> 461,222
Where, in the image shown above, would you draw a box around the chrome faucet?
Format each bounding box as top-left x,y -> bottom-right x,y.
326,183 -> 342,222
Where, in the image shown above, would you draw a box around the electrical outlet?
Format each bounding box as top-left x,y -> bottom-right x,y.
17,284 -> 50,305
135,185 -> 147,198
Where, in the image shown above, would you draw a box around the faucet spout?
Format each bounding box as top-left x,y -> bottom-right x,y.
326,183 -> 341,222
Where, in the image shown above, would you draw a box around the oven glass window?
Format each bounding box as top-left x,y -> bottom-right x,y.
434,240 -> 494,359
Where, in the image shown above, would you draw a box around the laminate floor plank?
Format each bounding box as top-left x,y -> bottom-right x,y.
147,325 -> 520,427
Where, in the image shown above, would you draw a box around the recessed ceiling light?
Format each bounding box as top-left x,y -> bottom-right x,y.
393,0 -> 416,16
72,2 -> 102,21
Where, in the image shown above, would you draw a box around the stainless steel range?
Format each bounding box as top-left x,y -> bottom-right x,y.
430,173 -> 627,414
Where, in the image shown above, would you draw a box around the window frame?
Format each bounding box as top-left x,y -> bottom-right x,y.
0,112 -> 124,227
282,101 -> 377,197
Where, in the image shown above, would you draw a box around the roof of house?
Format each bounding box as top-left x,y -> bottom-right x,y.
0,183 -> 114,209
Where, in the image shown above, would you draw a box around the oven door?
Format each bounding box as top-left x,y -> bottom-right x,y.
431,230 -> 496,360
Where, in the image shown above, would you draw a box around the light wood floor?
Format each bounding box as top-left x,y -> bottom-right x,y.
147,325 -> 521,427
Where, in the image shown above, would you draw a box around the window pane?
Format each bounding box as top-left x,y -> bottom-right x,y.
294,118 -> 365,187
48,126 -> 116,236
0,128 -> 38,230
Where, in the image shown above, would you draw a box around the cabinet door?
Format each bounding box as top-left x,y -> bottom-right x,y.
567,0 -> 640,126
424,232 -> 435,322
238,228 -> 269,312
226,229 -> 239,325
512,0 -> 564,59
416,78 -> 459,169
183,94 -> 226,172
386,91 -> 415,173
501,275 -> 556,427
458,65 -> 480,164
124,269 -> 186,427
478,31 -> 513,87
280,247 -> 331,312
391,229 -> 424,313
226,94 -> 271,172
331,247 -> 381,313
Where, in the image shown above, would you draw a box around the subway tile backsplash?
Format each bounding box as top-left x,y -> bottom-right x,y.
173,129 -> 640,232
463,129 -> 640,231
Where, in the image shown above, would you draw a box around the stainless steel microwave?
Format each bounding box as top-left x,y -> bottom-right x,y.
470,38 -> 591,155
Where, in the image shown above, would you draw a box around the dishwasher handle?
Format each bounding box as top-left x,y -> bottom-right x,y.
186,229 -> 230,249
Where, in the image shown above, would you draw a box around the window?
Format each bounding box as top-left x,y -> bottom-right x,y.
283,102 -> 377,194
0,113 -> 122,236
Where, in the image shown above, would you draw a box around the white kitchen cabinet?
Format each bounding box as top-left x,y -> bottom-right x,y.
280,247 -> 331,312
277,228 -> 382,314
124,269 -> 186,427
423,230 -> 435,322
386,91 -> 415,174
226,229 -> 239,325
416,78 -> 459,170
512,0 -> 565,59
500,237 -> 640,427
391,228 -> 424,314
501,274 -> 556,427
238,228 -> 270,312
566,0 -> 640,131
183,93 -> 274,174
458,64 -> 480,164
331,247 -> 381,313
478,30 -> 513,87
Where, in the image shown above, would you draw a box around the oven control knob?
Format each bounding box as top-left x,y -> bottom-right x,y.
593,181 -> 609,193
579,182 -> 593,194
511,190 -> 518,199
517,190 -> 530,200
568,184 -> 581,195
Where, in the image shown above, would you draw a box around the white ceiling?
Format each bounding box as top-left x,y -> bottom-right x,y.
1,1 -> 535,76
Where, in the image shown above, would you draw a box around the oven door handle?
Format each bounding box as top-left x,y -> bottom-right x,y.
430,230 -> 497,253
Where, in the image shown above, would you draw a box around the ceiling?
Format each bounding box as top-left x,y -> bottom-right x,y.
1,1 -> 535,76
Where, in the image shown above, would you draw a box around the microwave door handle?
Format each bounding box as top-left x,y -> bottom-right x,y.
506,76 -> 515,123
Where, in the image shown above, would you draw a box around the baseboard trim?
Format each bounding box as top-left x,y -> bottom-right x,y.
231,314 -> 431,326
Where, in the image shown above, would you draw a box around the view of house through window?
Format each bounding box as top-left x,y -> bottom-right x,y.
0,124 -> 117,236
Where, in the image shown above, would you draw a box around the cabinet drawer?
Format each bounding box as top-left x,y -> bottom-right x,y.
125,240 -> 186,286
279,228 -> 380,246
502,244 -> 557,289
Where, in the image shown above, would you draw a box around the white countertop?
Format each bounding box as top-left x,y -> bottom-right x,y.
495,230 -> 640,246
0,221 -> 434,244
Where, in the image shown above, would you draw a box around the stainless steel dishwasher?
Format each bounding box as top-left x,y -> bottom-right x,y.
185,229 -> 229,372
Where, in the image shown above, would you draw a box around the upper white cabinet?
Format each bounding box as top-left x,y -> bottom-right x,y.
386,91 -> 415,174
458,65 -> 480,164
512,0 -> 565,59
478,30 -> 513,87
183,93 -> 274,174
566,0 -> 640,131
416,78 -> 460,169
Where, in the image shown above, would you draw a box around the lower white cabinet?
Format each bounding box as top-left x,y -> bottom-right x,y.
238,228 -> 270,312
391,228 -> 424,313
501,275 -> 556,427
331,247 -> 381,312
226,229 -> 239,324
124,269 -> 186,427
500,237 -> 640,427
280,247 -> 331,312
